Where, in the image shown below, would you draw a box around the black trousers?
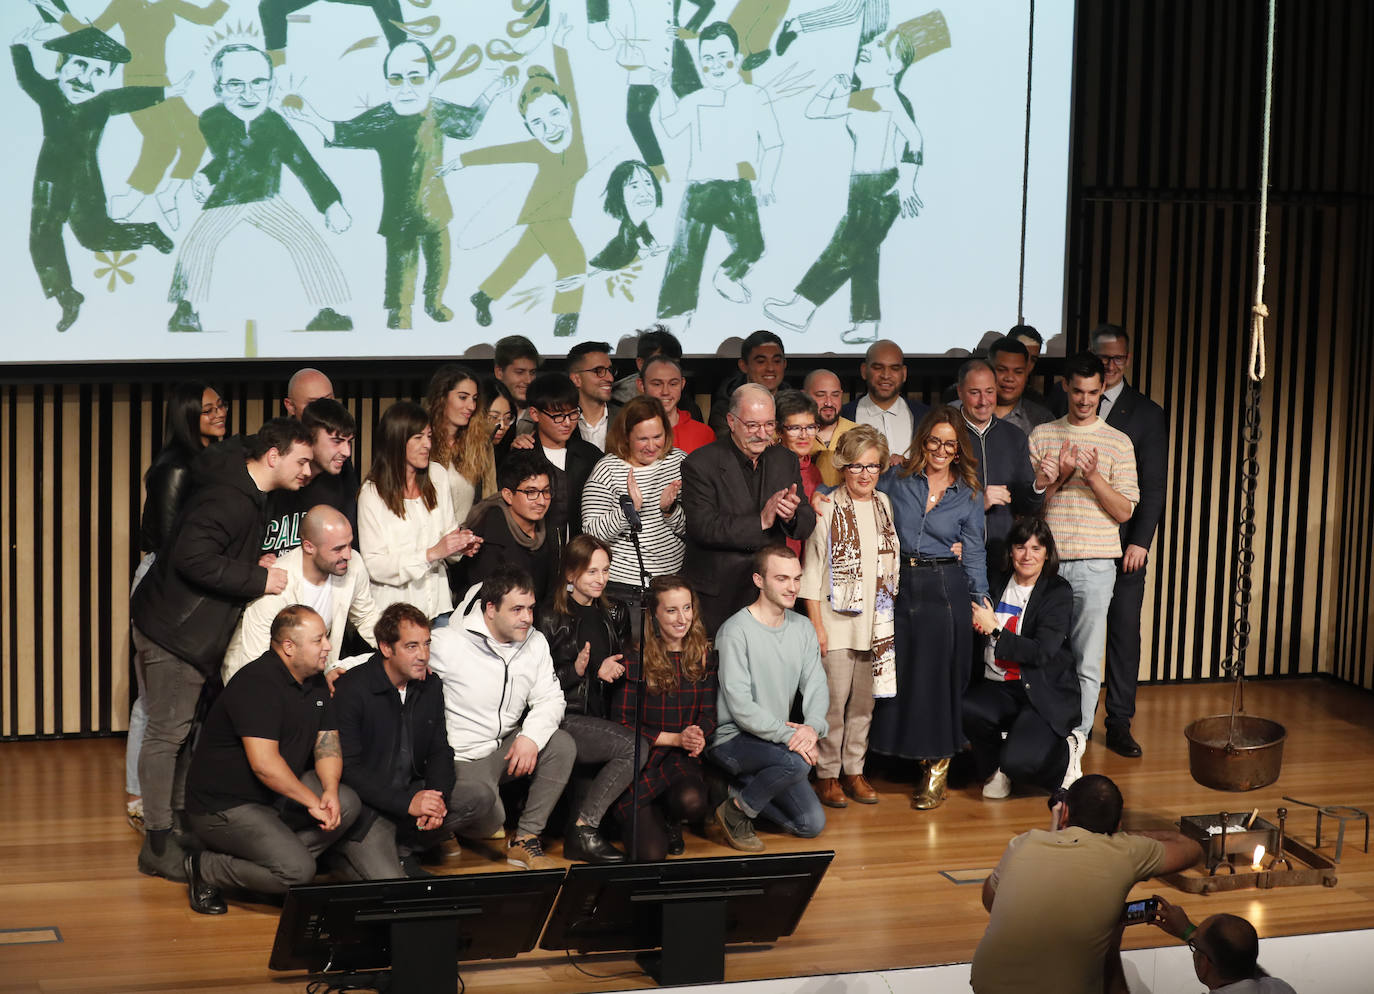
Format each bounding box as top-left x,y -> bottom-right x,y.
1104,559 -> 1147,730
963,679 -> 1067,792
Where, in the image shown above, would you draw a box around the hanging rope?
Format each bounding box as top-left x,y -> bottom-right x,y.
1248,0 -> 1277,382
1016,0 -> 1035,324
1225,0 -> 1277,693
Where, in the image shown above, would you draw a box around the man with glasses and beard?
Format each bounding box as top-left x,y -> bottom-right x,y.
802,368 -> 856,485
567,341 -> 621,451
682,384 -> 816,635
461,451 -> 559,604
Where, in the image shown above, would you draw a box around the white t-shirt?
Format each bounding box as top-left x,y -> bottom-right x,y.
300,577 -> 335,636
542,445 -> 568,470
984,579 -> 1035,681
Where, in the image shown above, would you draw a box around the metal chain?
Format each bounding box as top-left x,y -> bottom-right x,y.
1226,378 -> 1264,681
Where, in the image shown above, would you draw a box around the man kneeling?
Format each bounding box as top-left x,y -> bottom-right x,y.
334,603 -> 477,878
707,544 -> 830,851
428,567 -> 575,869
183,605 -> 361,914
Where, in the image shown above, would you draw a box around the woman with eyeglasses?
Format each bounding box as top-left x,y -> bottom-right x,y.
128,381 -> 228,832
799,425 -> 899,809
481,375 -> 518,465
582,396 -> 686,628
359,401 -> 481,618
425,364 -> 497,526
774,389 -> 823,503
872,405 -> 988,809
537,535 -> 638,863
610,575 -> 718,861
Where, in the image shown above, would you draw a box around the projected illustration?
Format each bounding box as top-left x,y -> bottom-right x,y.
5,0 -> 1072,361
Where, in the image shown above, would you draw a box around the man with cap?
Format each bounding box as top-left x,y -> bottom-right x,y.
12,20 -> 185,331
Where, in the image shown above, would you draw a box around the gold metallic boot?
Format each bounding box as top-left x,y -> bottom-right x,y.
912,758 -> 951,810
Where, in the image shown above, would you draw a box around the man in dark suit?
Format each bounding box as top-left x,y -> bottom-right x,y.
838,340 -> 930,464
1092,325 -> 1168,758
683,384 -> 817,634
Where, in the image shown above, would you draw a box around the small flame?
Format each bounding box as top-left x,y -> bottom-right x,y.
1251,845 -> 1266,870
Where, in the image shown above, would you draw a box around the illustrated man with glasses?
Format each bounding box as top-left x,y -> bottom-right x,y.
508,372 -> 603,546
1028,353 -> 1139,749
566,340 -> 621,451
284,39 -> 512,329
1089,324 -> 1167,759
683,383 -> 816,634
460,450 -> 559,604
167,42 -> 352,335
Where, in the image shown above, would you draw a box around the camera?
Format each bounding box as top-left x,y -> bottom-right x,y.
1122,897 -> 1159,924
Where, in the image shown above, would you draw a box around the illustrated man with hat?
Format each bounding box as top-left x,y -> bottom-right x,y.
12,20 -> 187,331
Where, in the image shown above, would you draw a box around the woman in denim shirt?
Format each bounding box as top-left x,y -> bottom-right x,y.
874,406 -> 989,809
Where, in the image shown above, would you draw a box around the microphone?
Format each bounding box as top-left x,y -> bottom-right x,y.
619,492 -> 643,532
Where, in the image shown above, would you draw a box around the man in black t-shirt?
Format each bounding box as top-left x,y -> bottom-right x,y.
183,605 -> 367,914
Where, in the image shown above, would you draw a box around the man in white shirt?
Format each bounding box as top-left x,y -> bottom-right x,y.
839,340 -> 929,463
654,21 -> 783,322
568,340 -> 620,451
222,505 -> 380,685
427,568 -> 575,870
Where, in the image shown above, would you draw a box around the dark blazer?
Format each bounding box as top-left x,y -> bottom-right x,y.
962,415 -> 1043,564
979,570 -> 1080,737
681,439 -> 817,599
838,395 -> 931,428
537,597 -> 631,718
334,654 -> 455,836
1105,383 -> 1168,551
139,442 -> 200,555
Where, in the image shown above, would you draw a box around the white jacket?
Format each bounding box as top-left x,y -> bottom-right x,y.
358,461 -> 461,620
427,586 -> 566,761
221,545 -> 381,684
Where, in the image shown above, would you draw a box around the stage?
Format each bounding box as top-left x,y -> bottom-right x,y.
2,678 -> 1372,993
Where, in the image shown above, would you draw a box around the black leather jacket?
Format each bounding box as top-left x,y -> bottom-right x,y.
139,443 -> 200,555
537,597 -> 631,718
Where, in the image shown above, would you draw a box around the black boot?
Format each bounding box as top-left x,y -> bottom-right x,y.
564,823 -> 626,864
138,828 -> 188,881
56,288 -> 84,332
470,290 -> 493,327
184,850 -> 226,915
666,819 -> 685,856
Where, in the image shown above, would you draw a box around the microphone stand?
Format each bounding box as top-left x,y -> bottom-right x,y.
620,494 -> 651,863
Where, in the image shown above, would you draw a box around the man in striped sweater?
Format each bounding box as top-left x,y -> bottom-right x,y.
1029,353 -> 1139,743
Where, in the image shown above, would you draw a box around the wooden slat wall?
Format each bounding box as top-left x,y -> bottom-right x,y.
2,0 -> 1372,738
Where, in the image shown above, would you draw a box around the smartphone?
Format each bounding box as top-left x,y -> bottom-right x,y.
1123,897 -> 1159,924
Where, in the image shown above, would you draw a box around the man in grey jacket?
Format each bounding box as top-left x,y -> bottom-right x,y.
427,567 -> 574,870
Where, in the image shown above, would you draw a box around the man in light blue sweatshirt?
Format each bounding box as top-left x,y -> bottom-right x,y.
707,544 -> 830,851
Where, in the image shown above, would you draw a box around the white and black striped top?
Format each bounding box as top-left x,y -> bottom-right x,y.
581,449 -> 688,584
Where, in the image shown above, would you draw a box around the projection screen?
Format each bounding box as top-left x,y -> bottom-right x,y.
2,0 -> 1073,362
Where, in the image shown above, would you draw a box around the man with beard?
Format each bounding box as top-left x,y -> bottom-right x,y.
167,42 -> 352,334
13,22 -> 181,331
802,368 -> 856,485
840,340 -> 928,463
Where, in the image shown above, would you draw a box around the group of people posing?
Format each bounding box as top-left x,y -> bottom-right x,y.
125,319 -> 1167,918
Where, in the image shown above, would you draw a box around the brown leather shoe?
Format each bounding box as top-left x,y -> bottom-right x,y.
912,758 -> 951,810
840,773 -> 879,804
813,777 -> 848,808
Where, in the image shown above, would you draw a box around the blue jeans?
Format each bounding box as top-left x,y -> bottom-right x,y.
1058,558 -> 1117,736
708,732 -> 826,838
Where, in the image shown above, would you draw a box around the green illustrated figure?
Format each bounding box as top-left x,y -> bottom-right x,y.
764,13 -> 946,344
554,158 -> 666,301
32,0 -> 229,229
13,22 -> 184,332
286,40 -> 513,329
776,0 -> 891,55
461,15 -> 588,338
167,43 -> 353,334
259,0 -> 406,66
654,21 -> 783,325
727,0 -> 791,75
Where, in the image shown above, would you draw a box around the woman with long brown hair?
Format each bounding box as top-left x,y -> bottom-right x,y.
359,401 -> 479,618
537,535 -> 637,864
872,405 -> 988,809
425,364 -> 497,525
610,575 -> 717,861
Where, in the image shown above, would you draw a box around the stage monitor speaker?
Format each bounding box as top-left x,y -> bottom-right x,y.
539,851 -> 834,987
268,869 -> 565,993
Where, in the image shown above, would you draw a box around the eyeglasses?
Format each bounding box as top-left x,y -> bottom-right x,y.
781,424 -> 819,436
843,462 -> 884,475
1186,938 -> 1209,959
1094,353 -> 1129,367
386,71 -> 430,87
730,416 -> 776,435
538,408 -> 581,425
220,78 -> 270,95
924,437 -> 959,455
488,410 -> 515,428
512,486 -> 552,500
578,365 -> 614,379
201,400 -> 228,415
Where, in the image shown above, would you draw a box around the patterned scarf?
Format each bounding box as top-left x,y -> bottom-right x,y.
827,488 -> 900,697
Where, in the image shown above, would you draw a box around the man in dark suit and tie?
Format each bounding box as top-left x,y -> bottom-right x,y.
683,384 -> 817,634
1092,325 -> 1168,758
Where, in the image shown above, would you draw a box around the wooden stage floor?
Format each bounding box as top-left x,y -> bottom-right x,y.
2,678 -> 1372,993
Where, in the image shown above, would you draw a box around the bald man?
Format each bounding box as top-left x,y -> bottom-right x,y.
839,340 -> 929,462
1149,900 -> 1296,994
223,505 -> 380,684
284,367 -> 334,417
802,368 -> 856,486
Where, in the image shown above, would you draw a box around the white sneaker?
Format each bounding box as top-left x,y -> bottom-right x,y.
982,768 -> 1012,799
1061,731 -> 1086,788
